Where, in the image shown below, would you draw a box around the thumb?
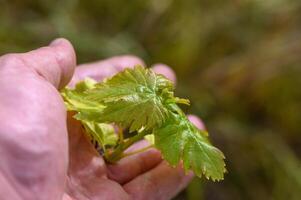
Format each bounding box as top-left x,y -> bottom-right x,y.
0,38 -> 76,89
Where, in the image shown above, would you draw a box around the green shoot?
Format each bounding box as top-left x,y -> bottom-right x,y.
61,66 -> 226,181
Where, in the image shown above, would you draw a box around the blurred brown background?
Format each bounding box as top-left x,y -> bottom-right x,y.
1,0 -> 301,199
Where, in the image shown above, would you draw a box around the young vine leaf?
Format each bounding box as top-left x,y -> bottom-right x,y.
61,66 -> 226,181
61,78 -> 117,152
84,66 -> 179,132
61,78 -> 105,120
83,121 -> 117,151
153,112 -> 225,181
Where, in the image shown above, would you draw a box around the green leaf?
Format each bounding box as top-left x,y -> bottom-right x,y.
153,112 -> 226,181
61,78 -> 105,121
83,121 -> 117,150
144,134 -> 155,144
74,77 -> 98,92
62,78 -> 117,152
85,66 -> 179,132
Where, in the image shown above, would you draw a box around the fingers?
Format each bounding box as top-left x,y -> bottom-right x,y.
151,63 -> 177,84
107,55 -> 146,71
187,114 -> 206,130
69,55 -> 145,86
107,115 -> 204,185
107,140 -> 162,184
69,56 -> 177,88
122,115 -> 204,200
123,162 -> 194,200
0,38 -> 76,89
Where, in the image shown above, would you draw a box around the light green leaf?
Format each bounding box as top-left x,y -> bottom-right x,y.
61,78 -> 105,121
74,77 -> 98,91
153,113 -> 226,181
83,121 -> 117,150
85,66 -> 180,132
144,134 -> 155,144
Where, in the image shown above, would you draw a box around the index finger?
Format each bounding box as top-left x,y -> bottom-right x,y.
68,55 -> 145,86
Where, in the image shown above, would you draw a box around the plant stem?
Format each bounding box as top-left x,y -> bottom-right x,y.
121,144 -> 154,158
105,129 -> 152,163
118,127 -> 124,144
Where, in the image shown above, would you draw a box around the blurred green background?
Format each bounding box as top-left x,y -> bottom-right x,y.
1,0 -> 301,199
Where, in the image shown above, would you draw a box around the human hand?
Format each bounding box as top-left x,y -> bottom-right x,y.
0,38 -> 203,200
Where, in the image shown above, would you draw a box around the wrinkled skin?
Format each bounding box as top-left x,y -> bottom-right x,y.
0,39 -> 204,200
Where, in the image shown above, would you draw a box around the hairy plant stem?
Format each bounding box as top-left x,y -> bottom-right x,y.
105,129 -> 152,163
